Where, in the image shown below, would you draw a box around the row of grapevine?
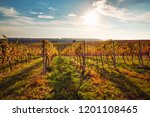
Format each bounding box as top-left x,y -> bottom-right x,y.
0,35 -> 41,70
61,40 -> 150,74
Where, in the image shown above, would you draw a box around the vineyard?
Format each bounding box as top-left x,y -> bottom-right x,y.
0,36 -> 150,100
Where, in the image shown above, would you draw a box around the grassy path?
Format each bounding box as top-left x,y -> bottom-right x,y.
47,56 -> 81,99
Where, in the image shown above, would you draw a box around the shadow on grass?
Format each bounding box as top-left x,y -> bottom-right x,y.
117,63 -> 150,74
0,60 -> 42,99
98,67 -> 150,100
0,57 -> 40,72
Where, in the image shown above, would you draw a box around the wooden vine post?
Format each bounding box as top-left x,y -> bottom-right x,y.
42,40 -> 46,74
139,41 -> 143,66
112,41 -> 116,68
82,40 -> 86,80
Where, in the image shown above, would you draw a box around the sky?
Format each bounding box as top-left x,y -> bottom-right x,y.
0,0 -> 150,39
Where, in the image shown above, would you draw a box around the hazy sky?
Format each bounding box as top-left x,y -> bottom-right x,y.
0,0 -> 150,39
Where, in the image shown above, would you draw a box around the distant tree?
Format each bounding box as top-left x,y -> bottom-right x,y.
72,40 -> 76,43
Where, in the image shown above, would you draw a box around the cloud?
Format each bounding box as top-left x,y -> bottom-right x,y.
0,6 -> 19,17
138,13 -> 150,22
92,0 -> 132,20
30,11 -> 43,15
117,0 -> 123,2
92,0 -> 150,22
49,7 -> 57,11
38,15 -> 54,19
68,13 -> 77,17
0,6 -> 33,25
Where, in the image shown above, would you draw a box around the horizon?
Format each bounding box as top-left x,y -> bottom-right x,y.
0,0 -> 150,39
1,37 -> 150,41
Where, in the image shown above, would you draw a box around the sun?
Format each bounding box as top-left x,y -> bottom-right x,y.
84,10 -> 99,25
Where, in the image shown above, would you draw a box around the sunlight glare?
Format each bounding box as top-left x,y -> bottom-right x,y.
84,10 -> 99,25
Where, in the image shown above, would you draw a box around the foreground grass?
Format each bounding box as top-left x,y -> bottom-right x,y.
0,58 -> 51,99
0,56 -> 149,100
